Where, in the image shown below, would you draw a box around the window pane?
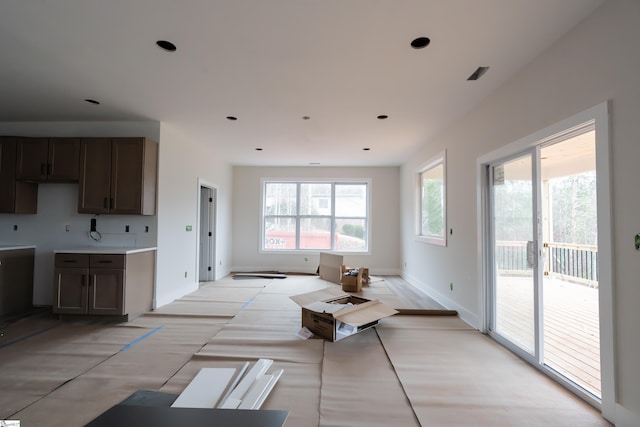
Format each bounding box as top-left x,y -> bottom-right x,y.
264,217 -> 297,249
300,183 -> 332,215
300,218 -> 332,249
336,218 -> 367,251
421,164 -> 444,237
335,184 -> 367,217
265,183 -> 297,215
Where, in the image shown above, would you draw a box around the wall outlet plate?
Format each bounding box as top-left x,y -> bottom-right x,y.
186,225 -> 192,232
635,233 -> 640,251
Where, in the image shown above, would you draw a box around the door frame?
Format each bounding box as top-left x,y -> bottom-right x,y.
197,179 -> 217,282
476,102 -> 615,421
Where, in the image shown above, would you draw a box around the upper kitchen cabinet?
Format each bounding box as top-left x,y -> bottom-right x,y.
16,137 -> 80,182
78,137 -> 158,215
0,137 -> 37,214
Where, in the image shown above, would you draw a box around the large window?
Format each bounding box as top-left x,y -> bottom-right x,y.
417,151 -> 446,246
262,180 -> 369,252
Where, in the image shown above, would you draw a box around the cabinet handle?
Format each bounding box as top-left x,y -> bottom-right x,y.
63,260 -> 77,263
104,197 -> 108,209
98,260 -> 113,264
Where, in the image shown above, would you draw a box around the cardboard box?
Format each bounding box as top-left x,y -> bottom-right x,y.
318,252 -> 343,284
340,266 -> 369,292
290,288 -> 398,341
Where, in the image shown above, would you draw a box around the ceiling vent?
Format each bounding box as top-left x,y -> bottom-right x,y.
467,66 -> 489,81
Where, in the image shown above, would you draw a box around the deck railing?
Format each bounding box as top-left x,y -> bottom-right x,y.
495,241 -> 598,287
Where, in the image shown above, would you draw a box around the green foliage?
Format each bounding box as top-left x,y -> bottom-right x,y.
342,224 -> 365,239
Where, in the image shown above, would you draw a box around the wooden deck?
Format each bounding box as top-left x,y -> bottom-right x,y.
496,276 -> 601,397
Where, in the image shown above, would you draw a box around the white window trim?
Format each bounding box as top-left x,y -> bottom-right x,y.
415,150 -> 447,246
259,178 -> 371,254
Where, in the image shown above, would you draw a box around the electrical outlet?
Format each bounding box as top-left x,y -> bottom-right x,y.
184,271 -> 188,278
635,233 -> 640,250
125,225 -> 130,232
450,282 -> 454,291
13,225 -> 18,231
65,224 -> 71,232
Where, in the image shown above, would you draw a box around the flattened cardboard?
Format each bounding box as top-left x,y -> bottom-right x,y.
290,288 -> 398,341
318,252 -> 343,284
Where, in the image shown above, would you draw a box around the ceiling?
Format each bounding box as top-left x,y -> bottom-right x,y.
0,1 -> 604,167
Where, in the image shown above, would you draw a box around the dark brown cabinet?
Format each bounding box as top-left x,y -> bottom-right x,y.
53,253 -> 124,315
0,247 -> 35,316
78,137 -> 158,215
0,137 -> 38,214
16,137 -> 80,182
53,250 -> 155,320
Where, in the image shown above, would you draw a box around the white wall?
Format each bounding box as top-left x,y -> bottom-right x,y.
155,123 -> 233,307
232,166 -> 400,274
0,121 -> 160,305
400,0 -> 639,423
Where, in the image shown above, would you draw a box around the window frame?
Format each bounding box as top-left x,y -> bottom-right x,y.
416,150 -> 447,246
260,178 -> 371,253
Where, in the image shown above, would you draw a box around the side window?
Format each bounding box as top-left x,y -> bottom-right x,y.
417,151 -> 446,246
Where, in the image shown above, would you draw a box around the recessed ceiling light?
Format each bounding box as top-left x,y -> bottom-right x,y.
377,115 -> 388,120
255,148 -> 263,151
410,37 -> 431,49
226,116 -> 238,121
85,99 -> 100,105
156,40 -> 177,52
363,148 -> 371,151
467,66 -> 490,81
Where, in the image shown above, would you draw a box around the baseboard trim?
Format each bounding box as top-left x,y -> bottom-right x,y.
155,282 -> 198,309
401,272 -> 479,329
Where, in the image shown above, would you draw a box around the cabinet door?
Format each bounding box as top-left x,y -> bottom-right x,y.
0,137 -> 37,214
0,138 -> 18,213
15,137 -> 48,181
89,268 -> 125,315
48,138 -> 80,181
53,267 -> 89,314
78,138 -> 112,214
110,138 -> 144,214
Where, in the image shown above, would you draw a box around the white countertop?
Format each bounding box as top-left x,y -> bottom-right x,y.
54,246 -> 157,255
0,245 -> 36,252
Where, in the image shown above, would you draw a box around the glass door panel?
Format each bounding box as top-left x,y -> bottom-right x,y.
492,154 -> 535,354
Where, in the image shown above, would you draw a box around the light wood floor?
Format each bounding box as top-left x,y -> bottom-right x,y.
0,275 -> 610,426
496,276 -> 601,396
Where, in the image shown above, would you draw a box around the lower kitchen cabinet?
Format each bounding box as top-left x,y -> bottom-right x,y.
0,247 -> 35,316
53,250 -> 155,320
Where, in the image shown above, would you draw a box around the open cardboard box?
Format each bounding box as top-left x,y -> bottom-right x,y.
290,287 -> 398,341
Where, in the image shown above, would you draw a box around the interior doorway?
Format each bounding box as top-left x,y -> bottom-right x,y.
198,184 -> 217,283
479,103 -> 614,418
